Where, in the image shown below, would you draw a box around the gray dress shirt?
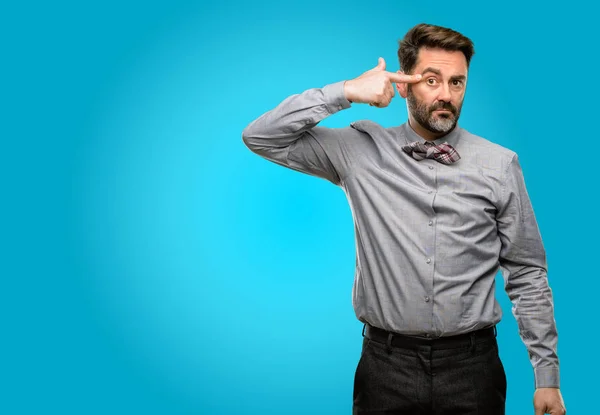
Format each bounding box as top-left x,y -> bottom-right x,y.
241,80 -> 560,389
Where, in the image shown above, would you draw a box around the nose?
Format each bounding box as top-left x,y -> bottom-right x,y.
437,83 -> 452,103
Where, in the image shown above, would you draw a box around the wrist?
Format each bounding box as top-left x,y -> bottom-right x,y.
343,80 -> 355,103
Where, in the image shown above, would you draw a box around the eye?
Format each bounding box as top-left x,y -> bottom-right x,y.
426,78 -> 437,85
452,79 -> 464,87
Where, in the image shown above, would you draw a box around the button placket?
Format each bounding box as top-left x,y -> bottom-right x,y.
427,161 -> 438,336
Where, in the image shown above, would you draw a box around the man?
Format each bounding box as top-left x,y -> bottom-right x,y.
242,23 -> 566,415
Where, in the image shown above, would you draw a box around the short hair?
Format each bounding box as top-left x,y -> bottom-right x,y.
397,23 -> 475,74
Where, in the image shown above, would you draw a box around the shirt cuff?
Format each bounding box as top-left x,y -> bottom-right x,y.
322,81 -> 352,114
535,367 -> 560,388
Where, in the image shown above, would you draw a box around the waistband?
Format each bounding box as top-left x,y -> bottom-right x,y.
363,323 -> 497,350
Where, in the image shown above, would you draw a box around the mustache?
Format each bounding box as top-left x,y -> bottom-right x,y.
430,102 -> 457,114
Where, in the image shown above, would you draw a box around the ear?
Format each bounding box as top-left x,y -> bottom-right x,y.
395,70 -> 408,98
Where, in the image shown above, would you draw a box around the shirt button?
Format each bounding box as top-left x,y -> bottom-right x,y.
424,296 -> 430,302
428,166 -> 434,170
428,220 -> 433,226
428,190 -> 433,194
426,258 -> 431,264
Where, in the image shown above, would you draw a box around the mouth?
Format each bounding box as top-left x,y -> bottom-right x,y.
432,109 -> 455,118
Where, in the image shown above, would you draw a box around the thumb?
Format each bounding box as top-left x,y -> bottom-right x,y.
374,57 -> 386,71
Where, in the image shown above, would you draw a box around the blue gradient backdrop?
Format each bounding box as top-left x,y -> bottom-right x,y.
3,0 -> 597,413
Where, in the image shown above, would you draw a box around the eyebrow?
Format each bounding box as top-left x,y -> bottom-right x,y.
421,67 -> 442,76
421,67 -> 467,82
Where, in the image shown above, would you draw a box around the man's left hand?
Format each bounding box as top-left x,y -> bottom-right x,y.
534,387 -> 566,415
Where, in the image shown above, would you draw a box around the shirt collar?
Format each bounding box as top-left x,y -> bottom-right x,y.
400,120 -> 463,149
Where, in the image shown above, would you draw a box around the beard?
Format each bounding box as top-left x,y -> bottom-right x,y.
407,87 -> 462,134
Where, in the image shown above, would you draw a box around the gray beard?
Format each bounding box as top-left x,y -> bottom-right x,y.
428,113 -> 456,133
407,90 -> 460,134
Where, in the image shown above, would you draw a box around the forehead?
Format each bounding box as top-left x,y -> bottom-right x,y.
414,47 -> 468,75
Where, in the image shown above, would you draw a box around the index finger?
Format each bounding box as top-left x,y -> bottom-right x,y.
388,72 -> 422,84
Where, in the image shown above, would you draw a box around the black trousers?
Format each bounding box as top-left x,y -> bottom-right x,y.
353,324 -> 507,414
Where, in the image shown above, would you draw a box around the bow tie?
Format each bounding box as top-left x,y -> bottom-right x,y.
402,140 -> 461,165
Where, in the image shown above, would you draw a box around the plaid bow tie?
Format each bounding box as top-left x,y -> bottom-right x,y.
402,141 -> 461,165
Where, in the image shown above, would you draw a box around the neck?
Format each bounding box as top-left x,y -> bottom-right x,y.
408,116 -> 454,141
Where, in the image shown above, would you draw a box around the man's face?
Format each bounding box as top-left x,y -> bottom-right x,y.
400,48 -> 468,134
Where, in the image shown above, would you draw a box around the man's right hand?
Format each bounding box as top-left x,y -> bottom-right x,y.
344,57 -> 422,107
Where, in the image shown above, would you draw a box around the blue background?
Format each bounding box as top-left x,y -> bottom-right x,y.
3,0 -> 596,413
